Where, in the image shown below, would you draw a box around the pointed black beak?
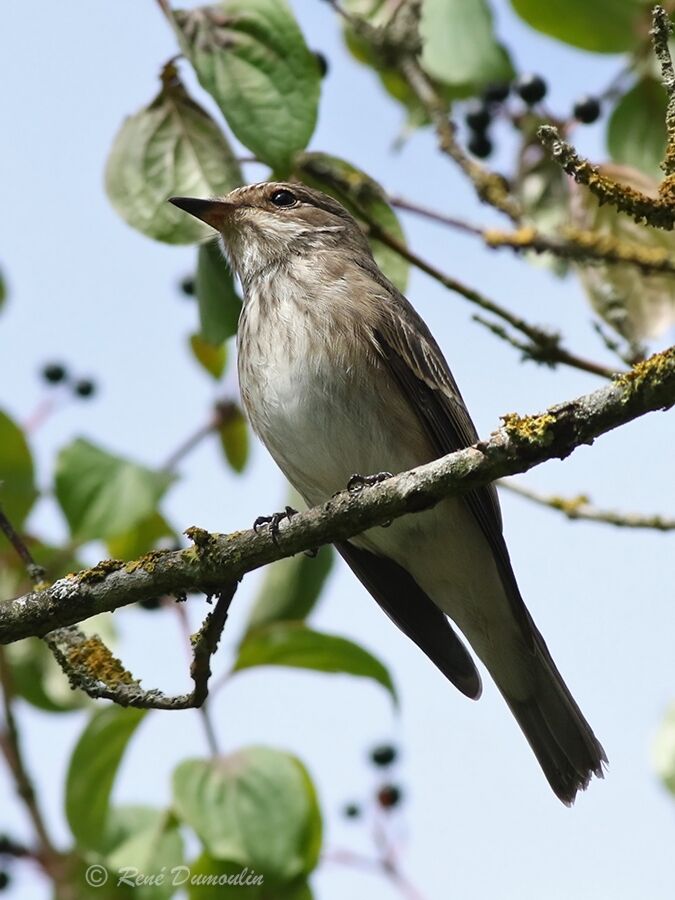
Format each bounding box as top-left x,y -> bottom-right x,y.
169,197 -> 235,230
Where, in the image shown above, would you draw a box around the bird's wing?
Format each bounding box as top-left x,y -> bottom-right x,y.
370,300 -> 533,645
336,540 -> 482,698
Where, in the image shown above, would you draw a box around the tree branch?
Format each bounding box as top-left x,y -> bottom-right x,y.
499,480 -> 675,531
1,346 -> 673,646
43,583 -> 237,709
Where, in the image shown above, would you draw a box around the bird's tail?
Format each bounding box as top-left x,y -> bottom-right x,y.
499,620 -> 607,805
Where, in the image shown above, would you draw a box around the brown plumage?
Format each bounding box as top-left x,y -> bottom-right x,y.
170,183 -> 607,804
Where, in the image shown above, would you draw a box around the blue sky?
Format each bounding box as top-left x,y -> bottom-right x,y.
1,1 -> 674,898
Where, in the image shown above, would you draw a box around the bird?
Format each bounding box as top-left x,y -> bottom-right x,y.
170,182 -> 607,804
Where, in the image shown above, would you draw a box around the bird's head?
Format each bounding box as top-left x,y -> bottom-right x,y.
170,182 -> 370,284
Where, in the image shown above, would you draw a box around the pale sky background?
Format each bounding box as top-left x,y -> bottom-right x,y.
1,2 -> 675,899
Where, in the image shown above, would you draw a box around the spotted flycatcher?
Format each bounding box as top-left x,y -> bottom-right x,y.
170,183 -> 606,804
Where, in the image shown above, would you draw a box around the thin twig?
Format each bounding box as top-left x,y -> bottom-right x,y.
0,648 -> 62,878
390,195 -> 675,276
162,400 -> 238,473
0,504 -> 45,585
399,57 -> 522,222
44,584 -> 237,709
365,220 -> 618,379
500,480 -> 675,531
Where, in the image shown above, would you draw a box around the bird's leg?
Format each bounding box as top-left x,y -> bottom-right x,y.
347,471 -> 394,493
253,505 -> 298,542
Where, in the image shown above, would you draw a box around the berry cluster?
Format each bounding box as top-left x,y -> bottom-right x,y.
41,363 -> 96,399
342,742 -> 403,819
465,74 -> 602,159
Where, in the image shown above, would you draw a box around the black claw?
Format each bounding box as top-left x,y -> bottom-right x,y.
253,506 -> 298,542
347,471 -> 394,493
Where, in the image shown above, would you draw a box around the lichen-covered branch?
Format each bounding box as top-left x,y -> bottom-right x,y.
44,583 -> 237,709
500,480 -> 675,531
651,6 -> 675,179
1,347 -> 673,646
538,7 -> 675,230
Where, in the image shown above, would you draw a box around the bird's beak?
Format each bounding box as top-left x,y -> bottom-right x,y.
169,197 -> 235,230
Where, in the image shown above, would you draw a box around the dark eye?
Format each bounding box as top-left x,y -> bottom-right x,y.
270,189 -> 297,208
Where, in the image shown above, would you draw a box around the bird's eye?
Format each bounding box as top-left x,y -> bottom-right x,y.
270,189 -> 297,208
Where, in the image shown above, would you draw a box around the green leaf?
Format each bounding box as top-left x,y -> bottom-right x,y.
190,333 -> 228,379
510,0 -> 647,53
0,268 -> 6,313
106,512 -> 176,560
55,439 -> 174,542
196,240 -> 242,343
174,0 -> 320,173
105,63 -> 241,244
0,410 -> 37,529
234,623 -> 397,703
218,407 -> 249,473
66,707 -> 147,851
421,0 -> 514,91
653,703 -> 675,796
608,78 -> 667,180
188,855 -> 313,898
172,748 -> 322,881
102,807 -> 184,900
295,152 -> 409,291
245,546 -> 333,633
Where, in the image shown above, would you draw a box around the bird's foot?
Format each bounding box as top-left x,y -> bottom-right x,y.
347,471 -> 394,493
253,505 -> 298,543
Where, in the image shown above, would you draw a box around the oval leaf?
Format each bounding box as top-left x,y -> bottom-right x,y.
196,240 -> 242,343
608,78 -> 667,180
510,0 -> 646,53
55,439 -> 174,542
233,623 -> 397,704
0,410 -> 37,529
66,707 -> 147,851
295,152 -> 409,291
105,64 -> 241,244
421,0 -> 514,91
106,512 -> 177,560
245,546 -> 333,633
174,0 -> 320,174
188,854 -> 313,898
190,333 -> 228,379
172,748 -> 322,881
103,807 -> 184,900
218,406 -> 249,473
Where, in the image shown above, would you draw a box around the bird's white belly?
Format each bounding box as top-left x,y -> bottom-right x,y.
240,328 -> 423,504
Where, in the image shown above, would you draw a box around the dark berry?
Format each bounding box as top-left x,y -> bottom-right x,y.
180,275 -> 196,296
377,784 -> 402,810
139,597 -> 163,611
314,51 -> 329,78
464,101 -> 491,132
515,74 -> 547,105
0,871 -> 10,891
468,133 -> 493,159
343,803 -> 361,819
42,363 -> 67,384
483,82 -> 510,104
573,95 -> 601,124
73,379 -> 96,399
370,744 -> 397,767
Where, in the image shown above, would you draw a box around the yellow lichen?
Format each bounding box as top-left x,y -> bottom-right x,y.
615,346 -> 675,396
501,412 -> 556,444
68,636 -> 137,687
75,559 -> 124,585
